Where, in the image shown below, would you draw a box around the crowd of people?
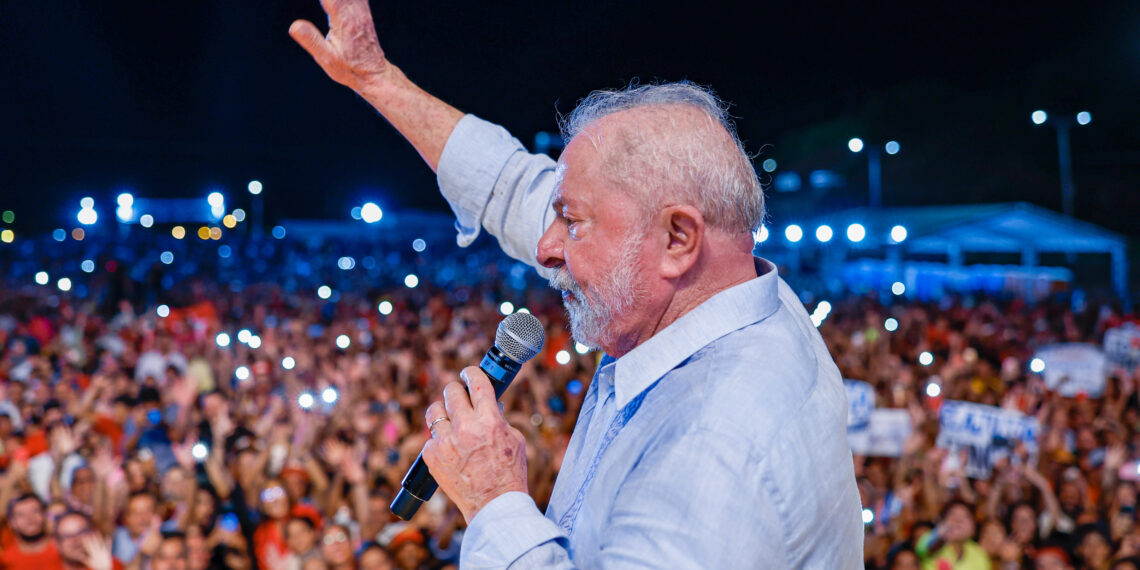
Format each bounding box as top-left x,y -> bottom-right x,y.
0,228 -> 1136,569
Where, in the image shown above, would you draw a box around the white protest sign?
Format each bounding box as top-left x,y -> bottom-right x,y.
1034,343 -> 1107,398
862,409 -> 913,457
1105,324 -> 1140,375
936,400 -> 1039,478
844,380 -> 875,452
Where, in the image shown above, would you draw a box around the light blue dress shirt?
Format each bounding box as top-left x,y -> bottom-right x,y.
436,115 -> 864,568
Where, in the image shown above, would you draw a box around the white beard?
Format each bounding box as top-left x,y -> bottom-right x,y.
547,231 -> 646,350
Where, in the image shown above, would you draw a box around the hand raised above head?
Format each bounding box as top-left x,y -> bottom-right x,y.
289,0 -> 390,92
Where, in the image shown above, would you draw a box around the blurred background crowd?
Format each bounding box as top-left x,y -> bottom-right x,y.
0,228 -> 1136,570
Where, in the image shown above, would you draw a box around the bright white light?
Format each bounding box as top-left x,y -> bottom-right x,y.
412,238 -> 427,252
377,301 -> 393,315
890,225 -> 908,243
848,138 -> 864,153
34,271 -> 49,285
884,141 -> 900,155
1076,111 -> 1091,126
248,180 -> 263,195
1031,110 -> 1048,125
317,285 -> 332,299
322,387 -> 338,404
816,301 -> 832,314
215,333 -> 231,348
891,282 -> 906,296
80,197 -> 94,209
337,256 -> 355,270
298,392 -> 315,409
1030,357 -> 1046,374
77,208 -> 98,225
336,334 -> 351,349
754,225 -> 769,243
281,356 -> 296,370
140,214 -> 154,228
555,350 -> 571,365
360,202 -> 383,223
404,274 -> 419,288
191,443 -> 209,461
207,192 -> 224,208
81,260 -> 95,273
499,301 -> 515,315
57,278 -> 72,292
785,224 -> 803,243
157,304 -> 170,318
575,342 -> 590,354
846,223 -> 866,242
115,206 -> 132,223
516,307 -> 531,314
248,335 -> 262,349
919,351 -> 934,366
237,329 -> 252,344
160,251 -> 174,265
862,508 -> 875,524
235,366 -> 250,381
815,225 -> 834,243
884,318 -> 899,332
926,382 -> 942,398
117,193 -> 134,207
761,158 -> 778,173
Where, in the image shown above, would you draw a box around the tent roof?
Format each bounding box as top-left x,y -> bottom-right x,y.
806,202 -> 1127,254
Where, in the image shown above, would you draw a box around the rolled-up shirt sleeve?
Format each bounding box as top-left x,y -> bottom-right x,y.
436,115 -> 559,273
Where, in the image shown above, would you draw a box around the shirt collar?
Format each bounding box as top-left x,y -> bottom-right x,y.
611,257 -> 781,408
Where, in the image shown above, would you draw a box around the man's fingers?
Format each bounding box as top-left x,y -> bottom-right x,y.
461,366 -> 499,416
288,20 -> 329,61
425,401 -> 453,439
442,381 -> 473,420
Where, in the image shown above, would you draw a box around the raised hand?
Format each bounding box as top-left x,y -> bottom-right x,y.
81,533 -> 114,570
289,0 -> 390,92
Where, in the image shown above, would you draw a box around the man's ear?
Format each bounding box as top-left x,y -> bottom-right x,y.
659,205 -> 704,279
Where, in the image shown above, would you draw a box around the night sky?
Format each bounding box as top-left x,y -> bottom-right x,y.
3,1 -> 1138,235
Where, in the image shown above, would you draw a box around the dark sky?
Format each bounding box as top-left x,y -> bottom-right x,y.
2,0 -> 1138,234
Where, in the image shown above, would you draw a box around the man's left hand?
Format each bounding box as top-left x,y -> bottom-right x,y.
421,366 -> 529,522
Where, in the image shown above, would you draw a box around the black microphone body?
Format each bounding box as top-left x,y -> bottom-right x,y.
390,314 -> 544,520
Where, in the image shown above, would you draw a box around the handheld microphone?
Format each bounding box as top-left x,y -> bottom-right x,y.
390,312 -> 546,520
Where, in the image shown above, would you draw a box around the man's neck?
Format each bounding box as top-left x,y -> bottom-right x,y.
17,537 -> 48,552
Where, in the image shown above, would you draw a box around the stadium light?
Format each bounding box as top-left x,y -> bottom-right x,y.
785,224 -> 803,243
847,138 -> 864,153
890,225 -> 908,243
815,225 -> 833,243
361,202 -> 383,223
846,223 -> 866,243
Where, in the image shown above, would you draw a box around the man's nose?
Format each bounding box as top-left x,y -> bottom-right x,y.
536,220 -> 566,269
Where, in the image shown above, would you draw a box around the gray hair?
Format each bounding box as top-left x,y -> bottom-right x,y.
557,82 -> 764,234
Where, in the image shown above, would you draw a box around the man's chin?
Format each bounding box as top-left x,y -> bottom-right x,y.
16,531 -> 45,543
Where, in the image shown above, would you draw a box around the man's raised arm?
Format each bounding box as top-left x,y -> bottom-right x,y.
289,0 -> 462,172
291,0 -> 559,268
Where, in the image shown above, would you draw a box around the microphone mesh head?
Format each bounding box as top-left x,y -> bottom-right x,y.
495,312 -> 545,363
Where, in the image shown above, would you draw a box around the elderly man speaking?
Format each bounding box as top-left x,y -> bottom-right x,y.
290,1 -> 863,567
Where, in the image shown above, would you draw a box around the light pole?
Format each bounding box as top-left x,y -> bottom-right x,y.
848,138 -> 900,209
1031,110 -> 1091,218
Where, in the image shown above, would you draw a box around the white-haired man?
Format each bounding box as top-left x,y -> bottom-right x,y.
291,1 -> 863,567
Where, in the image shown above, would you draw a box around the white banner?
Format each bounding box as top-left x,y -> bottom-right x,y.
936,400 -> 1039,478
1105,324 -> 1140,375
1034,343 -> 1107,398
844,380 -> 875,452
850,409 -> 912,457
